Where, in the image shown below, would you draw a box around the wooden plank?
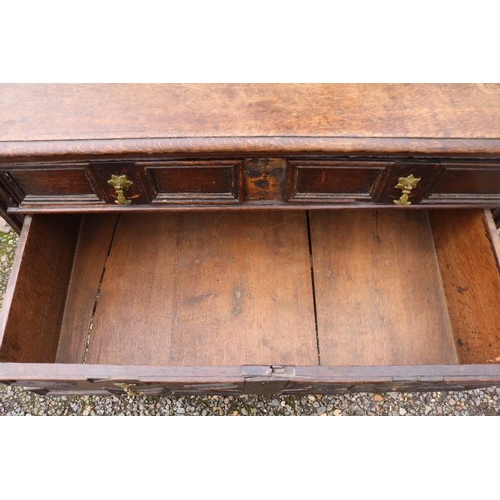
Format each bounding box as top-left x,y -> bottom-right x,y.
56,214 -> 119,363
2,363 -> 500,394
86,212 -> 318,366
1,84 -> 500,143
310,210 -> 458,366
0,216 -> 33,338
429,209 -> 500,364
0,214 -> 80,362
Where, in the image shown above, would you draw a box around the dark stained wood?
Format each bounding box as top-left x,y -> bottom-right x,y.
429,209 -> 500,364
373,161 -> 442,204
8,200 -> 500,215
140,160 -> 243,204
150,167 -> 233,194
0,214 -> 80,362
1,363 -> 500,396
295,166 -> 383,196
7,166 -> 96,198
85,212 -> 318,366
2,156 -> 500,215
310,210 -> 458,365
89,162 -> 152,205
56,214 -> 119,363
243,158 -> 287,201
286,160 -> 390,202
430,164 -> 500,199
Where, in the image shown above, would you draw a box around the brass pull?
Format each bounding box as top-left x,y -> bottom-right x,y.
393,174 -> 421,205
108,174 -> 133,205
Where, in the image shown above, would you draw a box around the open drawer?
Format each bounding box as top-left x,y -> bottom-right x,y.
1,209 -> 500,396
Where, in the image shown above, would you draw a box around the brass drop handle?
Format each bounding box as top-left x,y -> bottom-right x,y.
108,174 -> 133,205
393,174 -> 421,206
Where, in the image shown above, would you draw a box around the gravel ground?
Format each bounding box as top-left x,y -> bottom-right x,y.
1,217 -> 499,416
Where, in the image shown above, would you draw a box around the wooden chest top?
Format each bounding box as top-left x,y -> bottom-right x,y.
1,83 -> 500,158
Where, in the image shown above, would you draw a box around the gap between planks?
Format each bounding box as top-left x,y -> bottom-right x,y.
82,215 -> 121,364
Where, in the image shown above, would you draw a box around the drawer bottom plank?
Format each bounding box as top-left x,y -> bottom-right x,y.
310,210 -> 459,366
56,214 -> 119,363
84,212 -> 319,366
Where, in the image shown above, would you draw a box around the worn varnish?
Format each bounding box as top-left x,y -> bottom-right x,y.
1,85 -> 500,162
2,85 -> 500,219
309,210 -> 458,365
286,160 -> 391,202
429,164 -> 500,199
141,160 -> 243,204
1,84 -> 500,396
243,158 -> 287,201
2,84 -> 500,142
83,212 -> 318,366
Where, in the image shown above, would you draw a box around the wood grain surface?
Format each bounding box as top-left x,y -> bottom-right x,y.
310,210 -> 458,365
2,84 -> 500,142
56,214 -> 119,363
0,215 -> 80,362
1,362 -> 500,396
85,212 -> 318,366
430,209 -> 500,364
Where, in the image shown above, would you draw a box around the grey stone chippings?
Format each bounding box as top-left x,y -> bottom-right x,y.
2,384 -> 500,416
1,221 -> 500,416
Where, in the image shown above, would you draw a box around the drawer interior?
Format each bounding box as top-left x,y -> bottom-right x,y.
1,210 -> 500,367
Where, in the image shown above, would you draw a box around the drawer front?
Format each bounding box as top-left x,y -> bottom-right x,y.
2,158 -> 500,212
140,160 -> 243,204
285,161 -> 392,203
0,164 -> 101,207
425,164 -> 500,204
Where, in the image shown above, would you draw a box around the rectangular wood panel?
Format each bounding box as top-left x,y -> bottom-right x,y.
151,167 -> 233,194
430,166 -> 500,197
86,212 -> 318,366
243,158 -> 286,201
286,161 -> 389,203
309,210 -> 458,366
296,167 -> 381,194
8,167 -> 99,204
142,161 -> 242,203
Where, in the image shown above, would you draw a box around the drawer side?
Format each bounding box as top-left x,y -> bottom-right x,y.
0,214 -> 81,362
430,209 -> 500,364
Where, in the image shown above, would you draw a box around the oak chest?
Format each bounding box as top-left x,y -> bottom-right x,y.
1,84 -> 500,396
